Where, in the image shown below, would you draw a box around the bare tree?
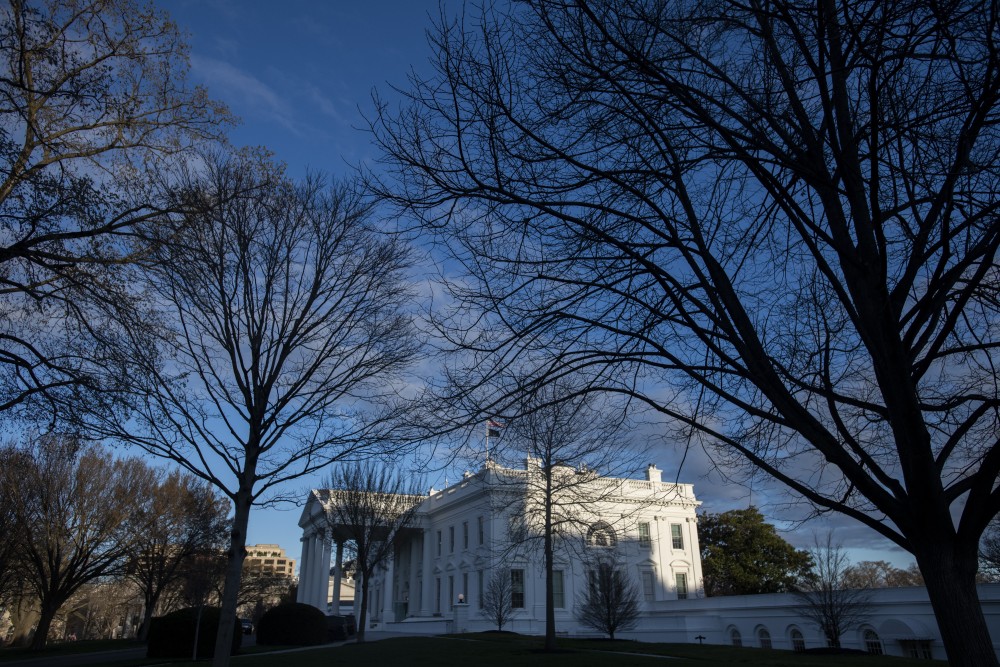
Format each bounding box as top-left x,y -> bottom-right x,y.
0,0 -> 228,421
0,446 -> 26,611
794,535 -> 873,649
842,561 -> 923,589
575,554 -> 640,641
235,570 -> 294,618
370,2 -> 1000,663
485,381 -> 642,650
322,462 -> 422,643
480,567 -> 514,632
1,437 -> 156,649
126,471 -> 230,640
95,152 -> 420,666
980,519 -> 1000,582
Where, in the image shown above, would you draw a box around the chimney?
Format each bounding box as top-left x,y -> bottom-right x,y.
646,464 -> 662,483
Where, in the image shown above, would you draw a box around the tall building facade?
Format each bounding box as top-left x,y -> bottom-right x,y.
244,544 -> 296,578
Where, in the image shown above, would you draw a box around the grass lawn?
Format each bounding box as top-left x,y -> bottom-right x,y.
0,633 -> 950,667
0,638 -> 144,661
230,634 -> 947,667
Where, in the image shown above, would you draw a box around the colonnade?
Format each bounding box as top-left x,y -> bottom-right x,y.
296,528 -> 333,610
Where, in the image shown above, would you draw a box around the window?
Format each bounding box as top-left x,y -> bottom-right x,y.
900,640 -> 932,659
449,526 -> 455,553
638,522 -> 651,547
730,628 -> 743,647
478,516 -> 485,544
435,577 -> 441,613
463,521 -> 469,549
757,628 -> 772,649
511,569 -> 525,608
863,629 -> 884,655
675,573 -> 688,599
587,521 -> 617,547
449,575 -> 454,605
553,570 -> 564,608
478,570 -> 484,609
437,530 -> 442,556
642,571 -> 655,601
462,572 -> 469,604
790,628 -> 805,652
670,524 -> 684,550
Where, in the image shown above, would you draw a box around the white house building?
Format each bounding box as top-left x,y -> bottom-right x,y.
297,459 -> 1000,661
298,460 -> 701,627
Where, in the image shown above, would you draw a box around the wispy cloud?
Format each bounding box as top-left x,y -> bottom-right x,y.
191,55 -> 301,136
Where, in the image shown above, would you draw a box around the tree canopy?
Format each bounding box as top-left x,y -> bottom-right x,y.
0,0 -> 228,422
699,507 -> 812,597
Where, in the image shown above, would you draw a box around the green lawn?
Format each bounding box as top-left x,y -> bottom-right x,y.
0,634 -> 951,667
0,638 -> 144,661
231,634 -> 947,667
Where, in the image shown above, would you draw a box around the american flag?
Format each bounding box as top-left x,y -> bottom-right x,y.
486,419 -> 504,437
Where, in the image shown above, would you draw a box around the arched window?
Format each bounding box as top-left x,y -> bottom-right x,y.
789,628 -> 805,652
730,628 -> 743,647
757,627 -> 772,649
587,521 -> 617,547
864,628 -> 884,655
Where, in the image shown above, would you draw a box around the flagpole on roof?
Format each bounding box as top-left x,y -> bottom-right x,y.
485,419 -> 504,463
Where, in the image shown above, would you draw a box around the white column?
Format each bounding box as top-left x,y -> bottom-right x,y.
419,528 -> 432,615
302,534 -> 312,606
381,547 -> 395,621
332,540 -> 344,613
297,535 -> 312,604
310,533 -> 323,608
407,537 -> 419,617
318,537 -> 332,612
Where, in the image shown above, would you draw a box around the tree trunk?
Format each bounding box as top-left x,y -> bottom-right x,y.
10,599 -> 39,648
30,596 -> 63,650
137,588 -> 161,642
357,577 -> 370,643
543,471 -> 556,652
915,542 -> 998,667
211,488 -> 252,667
193,604 -> 204,661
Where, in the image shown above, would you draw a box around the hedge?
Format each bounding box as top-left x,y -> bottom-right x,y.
256,602 -> 328,646
147,606 -> 241,658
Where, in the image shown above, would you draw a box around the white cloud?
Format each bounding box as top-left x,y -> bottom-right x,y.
191,55 -> 301,135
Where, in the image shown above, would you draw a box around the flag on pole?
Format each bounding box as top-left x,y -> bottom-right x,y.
486,419 -> 504,438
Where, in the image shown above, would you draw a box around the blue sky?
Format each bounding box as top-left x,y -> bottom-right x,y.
157,0 -> 915,574
162,0 -> 460,567
170,0 -> 451,176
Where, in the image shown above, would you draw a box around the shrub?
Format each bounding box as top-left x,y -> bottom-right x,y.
147,606 -> 241,658
257,602 -> 328,646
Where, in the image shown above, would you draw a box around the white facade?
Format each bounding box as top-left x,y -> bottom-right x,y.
297,461 -> 1000,660
298,460 -> 702,628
